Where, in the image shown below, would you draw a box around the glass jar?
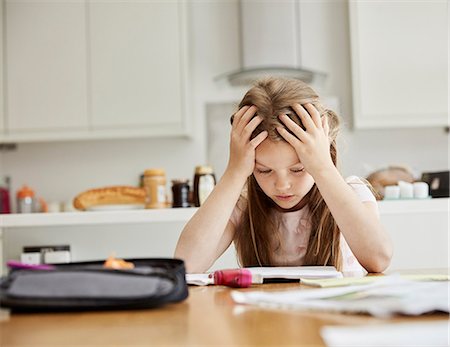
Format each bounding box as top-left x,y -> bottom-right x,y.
171,179 -> 190,208
193,165 -> 216,207
143,168 -> 167,209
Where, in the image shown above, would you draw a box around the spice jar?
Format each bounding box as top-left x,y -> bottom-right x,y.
143,168 -> 167,209
17,185 -> 35,213
193,165 -> 216,207
171,179 -> 190,208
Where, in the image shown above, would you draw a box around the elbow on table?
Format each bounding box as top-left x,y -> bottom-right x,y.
365,247 -> 394,273
174,249 -> 211,274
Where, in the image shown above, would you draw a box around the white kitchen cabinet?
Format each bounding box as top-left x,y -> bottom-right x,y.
89,1 -> 190,137
349,1 -> 448,129
4,0 -> 89,135
1,0 -> 190,143
0,0 -> 4,134
378,199 -> 449,271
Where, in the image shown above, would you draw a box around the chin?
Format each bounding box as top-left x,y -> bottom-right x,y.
273,197 -> 301,209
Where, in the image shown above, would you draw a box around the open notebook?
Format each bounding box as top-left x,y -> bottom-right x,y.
186,266 -> 343,286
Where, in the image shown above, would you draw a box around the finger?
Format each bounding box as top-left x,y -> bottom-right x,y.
237,105 -> 258,134
231,105 -> 251,128
249,130 -> 268,148
276,126 -> 304,149
242,114 -> 263,139
292,104 -> 316,133
278,114 -> 307,141
322,114 -> 330,138
304,103 -> 322,129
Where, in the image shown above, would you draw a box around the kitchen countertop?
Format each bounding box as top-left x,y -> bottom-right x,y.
0,207 -> 199,228
0,198 -> 448,228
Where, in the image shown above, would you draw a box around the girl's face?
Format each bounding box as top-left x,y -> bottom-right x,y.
253,139 -> 315,209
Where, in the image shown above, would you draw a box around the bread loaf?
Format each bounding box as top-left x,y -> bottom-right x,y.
73,186 -> 145,210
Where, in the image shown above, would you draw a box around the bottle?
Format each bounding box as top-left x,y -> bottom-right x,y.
171,179 -> 190,208
193,165 -> 216,207
143,168 -> 167,209
17,185 -> 35,213
0,176 -> 11,214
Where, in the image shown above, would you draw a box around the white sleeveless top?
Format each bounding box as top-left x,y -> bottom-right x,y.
230,176 -> 376,273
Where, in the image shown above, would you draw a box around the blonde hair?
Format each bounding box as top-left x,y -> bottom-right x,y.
232,77 -> 343,270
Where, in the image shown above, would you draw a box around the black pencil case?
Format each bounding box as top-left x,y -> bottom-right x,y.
0,258 -> 188,312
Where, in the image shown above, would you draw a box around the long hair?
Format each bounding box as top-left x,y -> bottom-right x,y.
233,77 -> 343,270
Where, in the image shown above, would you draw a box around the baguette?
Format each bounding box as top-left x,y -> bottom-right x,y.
73,186 -> 146,210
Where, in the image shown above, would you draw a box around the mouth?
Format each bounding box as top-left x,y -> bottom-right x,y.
275,195 -> 295,202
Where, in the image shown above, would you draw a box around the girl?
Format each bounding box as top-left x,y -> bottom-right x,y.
175,77 -> 392,273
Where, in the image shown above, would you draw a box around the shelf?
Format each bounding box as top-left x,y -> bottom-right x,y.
0,208 -> 198,228
0,198 -> 447,228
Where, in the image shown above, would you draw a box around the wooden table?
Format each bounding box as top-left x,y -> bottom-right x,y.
0,274 -> 448,346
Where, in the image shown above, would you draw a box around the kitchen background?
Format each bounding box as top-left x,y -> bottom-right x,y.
0,1 -> 448,272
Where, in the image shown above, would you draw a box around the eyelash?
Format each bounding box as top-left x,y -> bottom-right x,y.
256,168 -> 305,174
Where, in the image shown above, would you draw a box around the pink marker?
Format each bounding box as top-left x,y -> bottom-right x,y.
7,260 -> 55,270
212,269 -> 253,288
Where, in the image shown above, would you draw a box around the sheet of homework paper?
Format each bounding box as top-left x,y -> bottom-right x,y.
186,266 -> 342,286
301,274 -> 450,288
320,321 -> 449,347
231,276 -> 450,317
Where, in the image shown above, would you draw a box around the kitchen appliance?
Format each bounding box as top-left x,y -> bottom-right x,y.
421,171 -> 449,198
217,0 -> 326,86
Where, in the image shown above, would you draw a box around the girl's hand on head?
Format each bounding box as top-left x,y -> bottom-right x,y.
277,103 -> 333,177
226,105 -> 268,179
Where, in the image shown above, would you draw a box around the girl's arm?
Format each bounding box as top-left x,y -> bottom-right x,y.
313,166 -> 392,273
174,171 -> 245,273
174,105 -> 268,273
278,103 -> 393,273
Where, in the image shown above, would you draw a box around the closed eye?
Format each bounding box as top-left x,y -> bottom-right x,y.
290,167 -> 305,173
256,169 -> 272,174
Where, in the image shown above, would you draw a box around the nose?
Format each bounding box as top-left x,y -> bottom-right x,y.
274,174 -> 291,192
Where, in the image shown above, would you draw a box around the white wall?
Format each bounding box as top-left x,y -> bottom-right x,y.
2,1 -> 447,208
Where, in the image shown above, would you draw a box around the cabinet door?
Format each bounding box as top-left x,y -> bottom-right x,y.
89,0 -> 189,136
349,1 -> 448,128
5,0 -> 88,132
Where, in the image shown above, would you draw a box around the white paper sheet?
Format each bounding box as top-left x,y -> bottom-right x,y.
185,273 -> 214,286
246,266 -> 343,279
231,276 -> 450,318
321,321 -> 449,347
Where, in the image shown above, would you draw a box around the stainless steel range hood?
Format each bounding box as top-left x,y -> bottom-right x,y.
217,0 -> 327,87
